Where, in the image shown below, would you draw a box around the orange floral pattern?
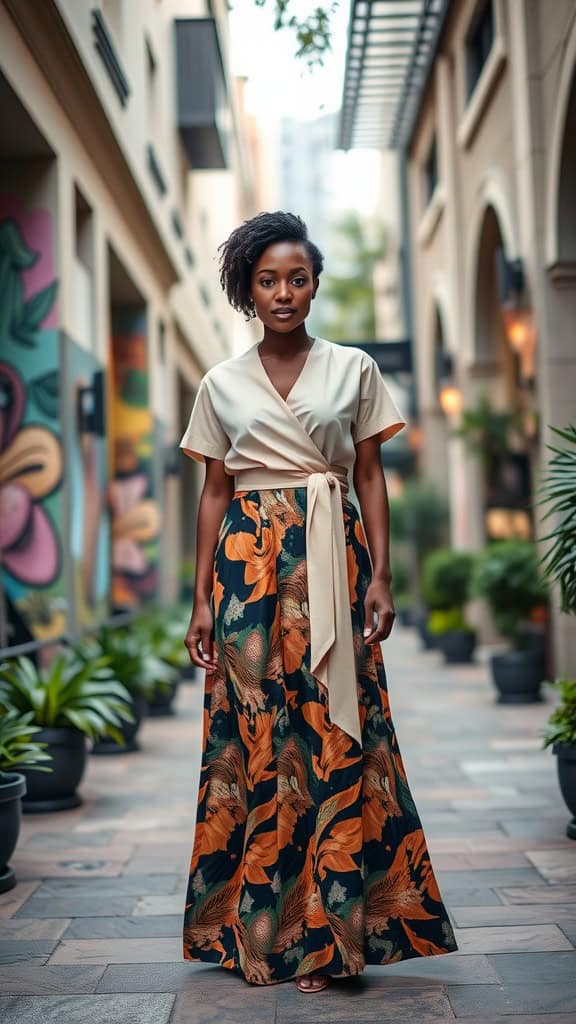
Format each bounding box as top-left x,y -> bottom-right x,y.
183,487 -> 458,984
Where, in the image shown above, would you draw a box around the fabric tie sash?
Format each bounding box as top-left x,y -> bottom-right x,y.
306,471 -> 361,745
234,466 -> 362,745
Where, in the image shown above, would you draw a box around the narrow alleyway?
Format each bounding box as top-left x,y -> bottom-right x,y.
1,625 -> 575,1023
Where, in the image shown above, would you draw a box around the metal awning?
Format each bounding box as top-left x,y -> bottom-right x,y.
338,0 -> 449,150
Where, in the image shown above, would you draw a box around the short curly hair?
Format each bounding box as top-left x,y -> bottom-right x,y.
218,211 -> 324,320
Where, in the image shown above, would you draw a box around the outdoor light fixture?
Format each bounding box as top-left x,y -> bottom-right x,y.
436,348 -> 463,417
77,370 -> 105,436
496,249 -> 537,382
439,384 -> 463,417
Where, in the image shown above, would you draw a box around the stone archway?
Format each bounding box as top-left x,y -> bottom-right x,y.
465,204 -> 535,544
472,205 -> 517,404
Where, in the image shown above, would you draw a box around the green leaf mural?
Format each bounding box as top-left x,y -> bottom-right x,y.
31,371 -> 60,419
0,217 -> 58,348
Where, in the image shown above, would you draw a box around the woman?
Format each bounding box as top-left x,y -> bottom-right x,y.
180,211 -> 458,992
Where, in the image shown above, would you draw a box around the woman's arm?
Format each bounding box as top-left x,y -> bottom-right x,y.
352,435 -> 395,645
184,457 -> 234,672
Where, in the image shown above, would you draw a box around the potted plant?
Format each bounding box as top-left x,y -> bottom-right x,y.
88,626 -> 176,752
537,424 -> 576,839
428,608 -> 477,663
452,393 -> 522,472
0,653 -> 133,811
542,680 -> 576,839
422,549 -> 477,663
390,559 -> 412,626
389,480 -> 449,647
180,556 -> 196,603
132,612 -> 186,716
472,539 -> 549,702
0,709 -> 52,892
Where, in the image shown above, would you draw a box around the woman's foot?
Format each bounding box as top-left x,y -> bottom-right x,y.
295,973 -> 330,993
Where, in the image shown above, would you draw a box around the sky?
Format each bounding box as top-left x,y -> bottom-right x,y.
228,0 -> 350,119
227,0 -> 383,215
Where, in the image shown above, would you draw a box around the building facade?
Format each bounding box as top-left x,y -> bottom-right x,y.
0,0 -> 256,655
339,0 -> 576,673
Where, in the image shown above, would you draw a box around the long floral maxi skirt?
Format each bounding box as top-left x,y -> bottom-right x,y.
182,487 -> 458,984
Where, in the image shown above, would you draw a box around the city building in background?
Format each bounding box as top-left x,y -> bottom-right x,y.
0,0 -> 258,656
277,112 -> 339,335
339,0 -> 576,672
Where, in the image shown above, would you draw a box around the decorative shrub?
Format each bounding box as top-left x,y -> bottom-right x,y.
472,539 -> 548,639
0,653 -> 134,744
537,424 -> 576,615
0,709 -> 52,774
542,679 -> 576,748
422,549 -> 475,611
428,608 -> 475,636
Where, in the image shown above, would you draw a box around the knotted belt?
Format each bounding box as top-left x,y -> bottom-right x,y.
234,467 -> 362,745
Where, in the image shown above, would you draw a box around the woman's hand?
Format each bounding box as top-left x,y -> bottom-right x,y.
363,579 -> 395,645
185,600 -> 219,673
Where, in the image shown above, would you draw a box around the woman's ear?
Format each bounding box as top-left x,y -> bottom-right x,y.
312,277 -> 320,299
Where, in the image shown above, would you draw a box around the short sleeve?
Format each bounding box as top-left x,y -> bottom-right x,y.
179,376 -> 230,463
352,355 -> 407,445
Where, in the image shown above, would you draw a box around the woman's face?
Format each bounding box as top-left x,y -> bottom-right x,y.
250,241 -> 318,332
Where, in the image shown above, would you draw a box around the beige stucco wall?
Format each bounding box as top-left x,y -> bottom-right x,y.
0,0 -> 260,614
407,0 -> 576,670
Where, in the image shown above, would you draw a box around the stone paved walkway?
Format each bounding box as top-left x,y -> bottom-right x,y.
1,625 -> 575,1023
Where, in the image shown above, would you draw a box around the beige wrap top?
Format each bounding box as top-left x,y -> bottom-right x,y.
179,337 -> 406,744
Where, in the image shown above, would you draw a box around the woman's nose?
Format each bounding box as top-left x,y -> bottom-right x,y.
275,280 -> 292,300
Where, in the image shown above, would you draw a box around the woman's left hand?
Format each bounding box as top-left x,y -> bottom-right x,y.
363,579 -> 396,645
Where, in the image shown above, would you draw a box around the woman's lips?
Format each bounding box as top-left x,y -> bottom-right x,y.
272,310 -> 295,319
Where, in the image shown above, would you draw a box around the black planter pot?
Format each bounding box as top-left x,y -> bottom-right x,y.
147,678 -> 180,717
91,692 -> 146,754
412,612 -> 436,650
397,608 -> 414,628
516,622 -> 547,658
20,728 -> 86,813
435,630 -> 477,664
0,772 -> 26,893
553,741 -> 576,840
180,663 -> 197,683
490,650 -> 546,704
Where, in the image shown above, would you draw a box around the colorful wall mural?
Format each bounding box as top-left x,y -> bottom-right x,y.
0,193 -> 65,645
109,308 -> 159,609
66,338 -> 110,627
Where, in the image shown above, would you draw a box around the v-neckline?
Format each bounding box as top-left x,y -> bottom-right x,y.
255,337 -> 319,405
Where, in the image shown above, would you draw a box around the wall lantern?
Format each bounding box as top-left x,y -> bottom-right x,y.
164,442 -> 182,477
439,384 -> 463,416
496,251 -> 537,382
436,348 -> 463,417
77,370 -> 105,436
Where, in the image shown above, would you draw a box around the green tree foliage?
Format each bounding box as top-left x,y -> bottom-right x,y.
537,424 -> 576,615
251,0 -> 339,65
317,213 -> 387,341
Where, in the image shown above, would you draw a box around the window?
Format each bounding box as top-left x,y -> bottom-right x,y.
425,135 -> 438,204
145,35 -> 158,139
466,0 -> 494,99
74,185 -> 95,350
101,0 -> 123,48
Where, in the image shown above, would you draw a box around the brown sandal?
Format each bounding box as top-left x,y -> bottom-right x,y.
295,973 -> 331,993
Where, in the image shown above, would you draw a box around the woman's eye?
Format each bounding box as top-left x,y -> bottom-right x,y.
292,277 -> 306,286
259,278 -> 273,287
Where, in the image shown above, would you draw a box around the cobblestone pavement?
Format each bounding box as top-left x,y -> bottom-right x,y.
1,625 -> 575,1023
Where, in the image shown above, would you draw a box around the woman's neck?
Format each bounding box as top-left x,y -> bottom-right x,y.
259,323 -> 314,356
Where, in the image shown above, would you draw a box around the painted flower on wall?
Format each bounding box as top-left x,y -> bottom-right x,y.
0,363 -> 62,586
109,473 -> 160,606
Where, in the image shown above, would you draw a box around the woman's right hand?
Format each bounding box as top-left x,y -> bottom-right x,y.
184,601 -> 219,673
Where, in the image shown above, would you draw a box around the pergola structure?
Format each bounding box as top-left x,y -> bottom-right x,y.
338,0 -> 449,150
